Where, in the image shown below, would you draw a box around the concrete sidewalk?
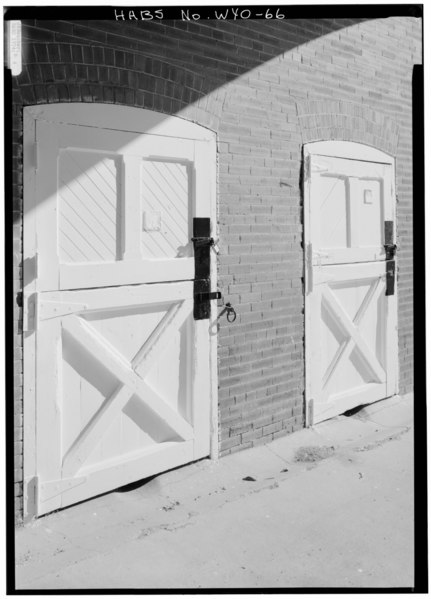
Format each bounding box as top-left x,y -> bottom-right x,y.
15,393 -> 414,590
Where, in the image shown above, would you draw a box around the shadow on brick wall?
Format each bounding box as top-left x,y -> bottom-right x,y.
15,18 -> 369,112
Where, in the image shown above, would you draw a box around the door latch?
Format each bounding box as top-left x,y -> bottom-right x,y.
191,236 -> 215,248
195,290 -> 222,302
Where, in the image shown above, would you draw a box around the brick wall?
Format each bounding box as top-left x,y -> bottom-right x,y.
10,16 -> 422,518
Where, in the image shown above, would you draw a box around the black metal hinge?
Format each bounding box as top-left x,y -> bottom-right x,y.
386,260 -> 396,296
193,217 -> 214,320
384,221 -> 396,296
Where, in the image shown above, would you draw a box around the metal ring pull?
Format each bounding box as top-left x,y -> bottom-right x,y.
225,302 -> 237,323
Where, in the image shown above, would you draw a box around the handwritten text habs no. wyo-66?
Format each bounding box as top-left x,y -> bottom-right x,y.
114,8 -> 286,21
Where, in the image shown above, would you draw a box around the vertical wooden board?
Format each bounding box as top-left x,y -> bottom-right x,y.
99,411 -> 125,466
308,156 -> 320,255
386,289 -> 398,395
304,291 -> 313,418
122,155 -> 142,262
36,122 -> 62,291
192,319 -> 211,457
348,177 -> 360,249
36,318 -> 63,514
303,148 -> 313,424
383,164 -> 395,222
309,282 -> 323,404
61,350 -> 82,460
193,140 -> 212,219
182,312 -> 194,424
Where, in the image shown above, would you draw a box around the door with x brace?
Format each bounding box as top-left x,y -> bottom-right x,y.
304,142 -> 398,425
23,105 -> 217,516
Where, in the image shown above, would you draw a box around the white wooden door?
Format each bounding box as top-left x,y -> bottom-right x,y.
23,105 -> 217,516
304,142 -> 398,425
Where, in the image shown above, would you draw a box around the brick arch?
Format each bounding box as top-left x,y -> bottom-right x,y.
16,48 -> 226,134
296,100 -> 399,156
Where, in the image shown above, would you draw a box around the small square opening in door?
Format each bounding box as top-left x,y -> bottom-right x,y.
143,210 -> 162,231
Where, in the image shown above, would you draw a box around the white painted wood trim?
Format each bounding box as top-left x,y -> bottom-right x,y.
23,109 -> 38,517
25,104 -> 216,141
59,259 -> 195,291
35,317 -> 63,515
39,281 -> 192,310
122,155 -> 144,262
38,442 -> 195,515
305,141 -> 395,165
314,384 -> 388,425
303,145 -> 312,426
387,160 -> 399,396
208,136 -> 219,460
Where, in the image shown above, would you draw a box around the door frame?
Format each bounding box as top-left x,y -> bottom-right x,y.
22,104 -> 219,519
303,140 -> 398,426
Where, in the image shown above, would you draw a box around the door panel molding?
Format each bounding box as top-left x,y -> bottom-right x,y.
25,103 -> 216,141
304,140 -> 395,164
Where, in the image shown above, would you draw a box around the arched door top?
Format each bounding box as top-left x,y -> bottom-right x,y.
25,103 -> 216,141
304,140 -> 394,165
